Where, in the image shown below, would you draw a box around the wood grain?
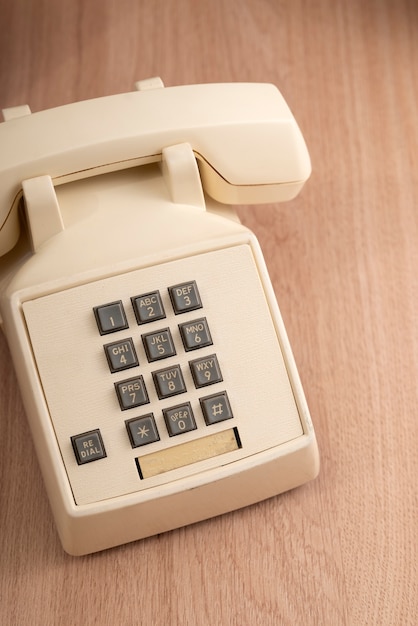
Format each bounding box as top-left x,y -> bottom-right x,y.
0,1 -> 417,624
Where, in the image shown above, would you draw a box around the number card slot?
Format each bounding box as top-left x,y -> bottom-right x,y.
136,427 -> 241,478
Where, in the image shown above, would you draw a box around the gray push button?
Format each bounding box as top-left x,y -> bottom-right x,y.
131,291 -> 166,324
142,328 -> 176,362
169,280 -> 202,314
94,301 -> 128,335
125,414 -> 160,448
71,430 -> 107,465
179,317 -> 212,351
104,338 -> 138,372
115,375 -> 149,410
163,402 -> 197,436
189,354 -> 223,388
200,391 -> 233,425
152,364 -> 187,399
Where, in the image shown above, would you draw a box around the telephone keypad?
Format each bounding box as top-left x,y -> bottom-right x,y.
88,280 -> 232,470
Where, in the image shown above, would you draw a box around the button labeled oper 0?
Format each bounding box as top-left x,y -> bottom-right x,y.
115,375 -> 149,410
163,402 -> 197,436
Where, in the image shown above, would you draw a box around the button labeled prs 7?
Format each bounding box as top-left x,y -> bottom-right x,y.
104,338 -> 138,372
169,281 -> 202,314
115,375 -> 149,410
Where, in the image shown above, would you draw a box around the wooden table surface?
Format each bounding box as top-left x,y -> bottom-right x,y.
1,1 -> 417,624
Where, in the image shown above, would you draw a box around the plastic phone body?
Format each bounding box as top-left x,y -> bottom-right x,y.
0,80 -> 319,555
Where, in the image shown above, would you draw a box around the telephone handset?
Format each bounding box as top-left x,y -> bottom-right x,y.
0,79 -> 318,555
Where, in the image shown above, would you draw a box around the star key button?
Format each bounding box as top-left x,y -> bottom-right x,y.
125,414 -> 160,448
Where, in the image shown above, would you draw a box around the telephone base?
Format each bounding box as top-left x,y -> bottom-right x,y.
0,81 -> 318,555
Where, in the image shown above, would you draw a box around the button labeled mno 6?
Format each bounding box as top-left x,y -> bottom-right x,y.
179,318 -> 212,351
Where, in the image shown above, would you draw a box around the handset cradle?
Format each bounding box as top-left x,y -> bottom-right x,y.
0,81 -> 310,256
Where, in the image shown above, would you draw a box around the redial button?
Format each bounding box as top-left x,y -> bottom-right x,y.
71,430 -> 107,465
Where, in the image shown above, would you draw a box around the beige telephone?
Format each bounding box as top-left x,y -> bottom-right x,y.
0,78 -> 319,555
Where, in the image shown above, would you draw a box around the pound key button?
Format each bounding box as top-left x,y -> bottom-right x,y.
179,317 -> 212,351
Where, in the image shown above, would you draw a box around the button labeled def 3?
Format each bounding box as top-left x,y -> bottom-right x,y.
169,280 -> 202,314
